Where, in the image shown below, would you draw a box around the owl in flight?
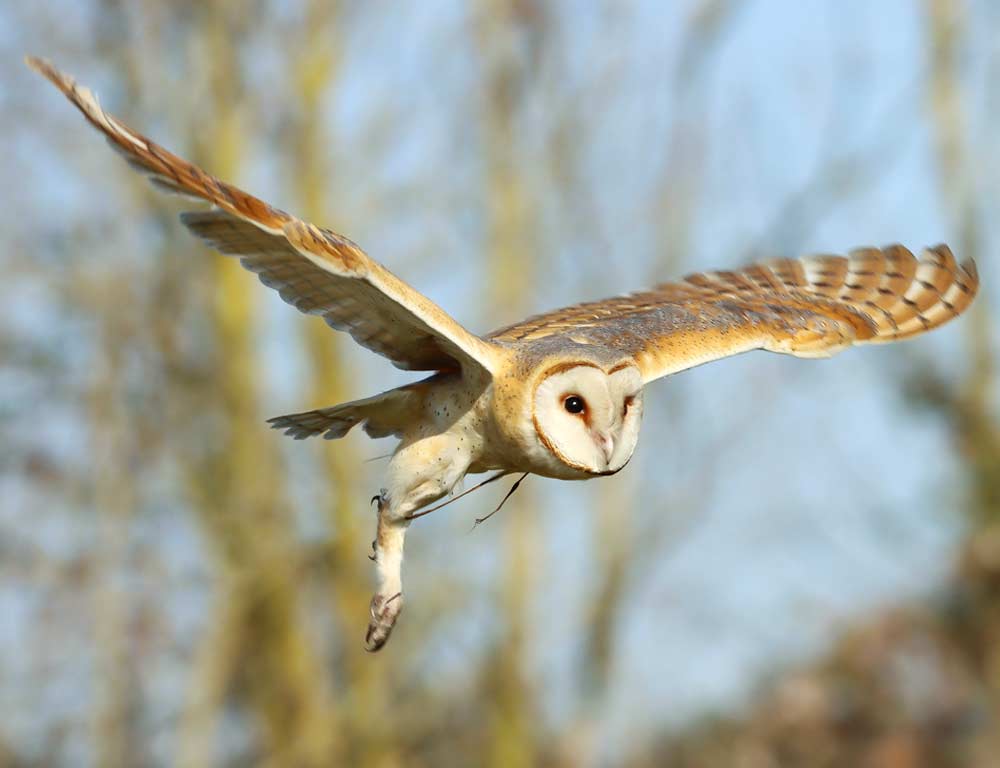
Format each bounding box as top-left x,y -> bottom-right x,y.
29,57 -> 979,651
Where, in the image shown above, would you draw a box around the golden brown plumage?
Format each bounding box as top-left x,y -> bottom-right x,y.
24,56 -> 499,376
29,55 -> 979,651
492,244 -> 978,382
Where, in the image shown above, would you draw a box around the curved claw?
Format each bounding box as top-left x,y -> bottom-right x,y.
365,591 -> 403,652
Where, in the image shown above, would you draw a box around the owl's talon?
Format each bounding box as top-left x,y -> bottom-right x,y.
365,591 -> 403,652
366,499 -> 406,651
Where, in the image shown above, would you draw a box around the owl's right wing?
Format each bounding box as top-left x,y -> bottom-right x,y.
490,244 -> 978,383
28,57 -> 502,376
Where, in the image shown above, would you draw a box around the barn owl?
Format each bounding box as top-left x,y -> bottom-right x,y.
29,57 -> 979,651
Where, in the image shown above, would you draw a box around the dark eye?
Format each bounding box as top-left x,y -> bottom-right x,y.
564,395 -> 586,414
623,395 -> 635,416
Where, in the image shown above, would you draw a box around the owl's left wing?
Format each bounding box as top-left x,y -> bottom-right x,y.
27,57 -> 501,375
490,245 -> 978,383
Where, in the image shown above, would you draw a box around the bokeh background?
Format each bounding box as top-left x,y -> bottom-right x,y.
2,1 -> 999,766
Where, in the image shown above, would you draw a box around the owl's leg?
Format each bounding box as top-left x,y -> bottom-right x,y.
365,491 -> 408,652
365,436 -> 470,651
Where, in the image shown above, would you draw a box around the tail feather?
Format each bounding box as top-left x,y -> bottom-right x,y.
268,407 -> 360,440
268,383 -> 424,441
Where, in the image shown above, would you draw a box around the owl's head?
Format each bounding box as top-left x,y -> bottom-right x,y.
531,362 -> 643,477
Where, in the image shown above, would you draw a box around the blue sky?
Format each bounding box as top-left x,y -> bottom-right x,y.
2,1 -> 997,762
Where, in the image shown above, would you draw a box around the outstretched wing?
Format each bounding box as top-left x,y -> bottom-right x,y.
490,244 -> 978,383
27,57 -> 501,375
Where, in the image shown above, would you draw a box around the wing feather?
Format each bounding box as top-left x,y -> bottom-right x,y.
28,58 -> 979,387
27,56 -> 500,375
490,244 -> 978,383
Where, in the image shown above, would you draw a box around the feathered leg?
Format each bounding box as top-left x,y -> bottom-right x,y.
364,434 -> 471,652
365,491 -> 408,651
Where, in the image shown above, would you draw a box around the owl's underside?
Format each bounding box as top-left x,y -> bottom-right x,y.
29,57 -> 980,651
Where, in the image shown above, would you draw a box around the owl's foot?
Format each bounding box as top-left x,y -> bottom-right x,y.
365,591 -> 403,652
365,491 -> 408,652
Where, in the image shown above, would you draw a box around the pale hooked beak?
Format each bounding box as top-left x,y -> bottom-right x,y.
597,432 -> 615,465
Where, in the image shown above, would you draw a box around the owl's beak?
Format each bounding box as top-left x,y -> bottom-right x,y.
597,432 -> 615,465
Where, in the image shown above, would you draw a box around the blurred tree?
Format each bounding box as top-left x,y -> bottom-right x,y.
165,6 -> 334,766
4,2 -> 999,766
622,2 -> 1000,766
478,2 -> 544,766
287,1 -> 401,764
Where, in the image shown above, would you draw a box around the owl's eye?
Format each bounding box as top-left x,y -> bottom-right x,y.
563,395 -> 586,414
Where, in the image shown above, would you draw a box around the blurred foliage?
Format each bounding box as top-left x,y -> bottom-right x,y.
2,1 -> 999,766
626,2 -> 1000,766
